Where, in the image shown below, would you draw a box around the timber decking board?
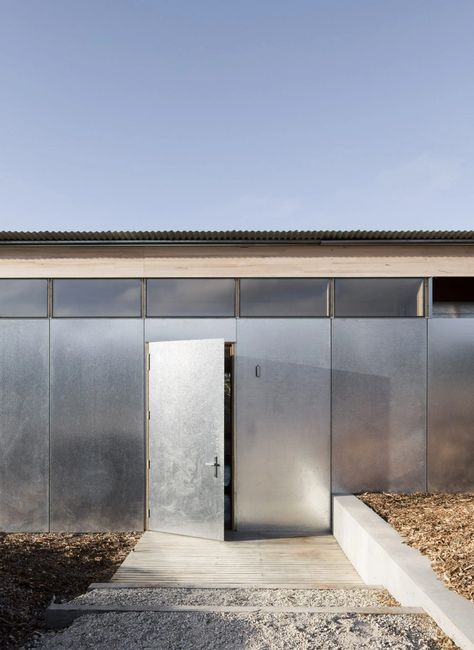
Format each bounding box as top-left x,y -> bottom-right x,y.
112,531 -> 364,586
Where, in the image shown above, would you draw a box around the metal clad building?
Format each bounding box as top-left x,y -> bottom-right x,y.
0,230 -> 473,538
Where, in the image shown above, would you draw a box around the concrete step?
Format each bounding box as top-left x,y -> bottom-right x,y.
46,602 -> 425,630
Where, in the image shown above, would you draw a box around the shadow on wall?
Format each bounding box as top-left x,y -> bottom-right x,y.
50,431 -> 144,532
332,368 -> 391,494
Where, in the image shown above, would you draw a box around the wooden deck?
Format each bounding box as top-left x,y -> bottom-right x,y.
112,531 -> 364,587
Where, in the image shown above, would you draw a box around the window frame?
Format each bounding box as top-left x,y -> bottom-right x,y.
0,278 -> 49,319
145,277 -> 237,318
333,277 -> 425,318
52,277 -> 144,318
238,277 -> 330,318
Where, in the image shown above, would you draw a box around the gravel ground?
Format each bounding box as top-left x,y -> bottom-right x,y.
71,586 -> 398,608
28,611 -> 443,650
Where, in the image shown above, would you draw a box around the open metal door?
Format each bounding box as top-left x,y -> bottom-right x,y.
148,339 -> 224,540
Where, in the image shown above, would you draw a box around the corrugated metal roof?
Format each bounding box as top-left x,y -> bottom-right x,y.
0,230 -> 472,243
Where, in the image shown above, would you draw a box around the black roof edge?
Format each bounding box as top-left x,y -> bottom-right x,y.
0,230 -> 472,245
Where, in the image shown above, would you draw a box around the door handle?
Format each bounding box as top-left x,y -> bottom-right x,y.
205,456 -> 220,478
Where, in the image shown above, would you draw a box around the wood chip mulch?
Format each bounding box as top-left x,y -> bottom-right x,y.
0,531 -> 140,649
358,493 -> 474,604
359,493 -> 474,650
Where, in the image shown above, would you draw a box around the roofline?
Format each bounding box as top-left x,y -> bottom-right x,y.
0,230 -> 473,245
0,238 -> 473,246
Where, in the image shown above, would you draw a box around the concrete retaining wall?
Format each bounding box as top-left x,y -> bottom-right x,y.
333,495 -> 474,650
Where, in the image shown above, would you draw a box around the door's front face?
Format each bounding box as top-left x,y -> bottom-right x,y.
148,339 -> 224,540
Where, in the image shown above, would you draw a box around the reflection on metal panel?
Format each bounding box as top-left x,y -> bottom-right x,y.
428,319 -> 474,491
332,319 -> 426,493
50,320 -> 144,531
145,319 -> 236,342
236,319 -> 331,534
0,321 -> 49,531
148,340 -> 224,540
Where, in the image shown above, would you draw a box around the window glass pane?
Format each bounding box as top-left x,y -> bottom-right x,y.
0,279 -> 48,317
334,278 -> 423,317
240,279 -> 329,317
147,279 -> 235,317
432,277 -> 474,317
53,279 -> 142,317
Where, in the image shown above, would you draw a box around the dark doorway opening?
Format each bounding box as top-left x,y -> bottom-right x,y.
224,343 -> 234,530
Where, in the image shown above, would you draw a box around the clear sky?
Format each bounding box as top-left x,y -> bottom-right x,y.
1,1 -> 473,232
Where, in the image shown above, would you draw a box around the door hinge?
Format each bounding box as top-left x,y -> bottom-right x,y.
148,508 -> 151,518
148,354 -> 151,370
148,459 -> 151,469
148,410 -> 151,420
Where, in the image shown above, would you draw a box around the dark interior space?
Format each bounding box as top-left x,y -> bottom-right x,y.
433,277 -> 474,302
224,344 -> 234,530
432,277 -> 474,317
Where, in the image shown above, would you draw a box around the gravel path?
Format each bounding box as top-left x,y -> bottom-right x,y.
28,611 -> 443,649
71,586 -> 397,608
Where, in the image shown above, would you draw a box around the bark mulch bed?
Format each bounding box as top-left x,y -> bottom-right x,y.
359,493 -> 474,649
359,493 -> 474,604
0,532 -> 140,649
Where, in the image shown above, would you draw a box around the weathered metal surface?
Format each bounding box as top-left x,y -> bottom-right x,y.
50,320 -> 144,531
428,319 -> 474,490
0,320 -> 49,531
332,319 -> 427,493
235,319 -> 331,534
148,339 -> 224,540
145,318 -> 236,343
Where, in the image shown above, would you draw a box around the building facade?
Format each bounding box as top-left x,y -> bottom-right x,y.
0,230 -> 473,538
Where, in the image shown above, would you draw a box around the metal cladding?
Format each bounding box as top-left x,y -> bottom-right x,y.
50,320 -> 144,532
0,314 -> 473,533
332,319 -> 427,493
0,229 -> 473,244
148,340 -> 225,541
428,319 -> 474,491
235,319 -> 331,534
145,318 -> 236,343
0,320 -> 49,531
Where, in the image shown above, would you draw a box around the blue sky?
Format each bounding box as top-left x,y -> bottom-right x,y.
0,1 -> 473,231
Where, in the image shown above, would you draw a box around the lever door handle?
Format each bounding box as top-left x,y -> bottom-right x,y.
205,456 -> 220,477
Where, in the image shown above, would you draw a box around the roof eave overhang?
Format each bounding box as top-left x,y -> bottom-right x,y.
0,239 -> 472,246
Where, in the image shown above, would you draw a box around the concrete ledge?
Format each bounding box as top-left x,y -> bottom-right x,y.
333,495 -> 474,650
45,603 -> 423,629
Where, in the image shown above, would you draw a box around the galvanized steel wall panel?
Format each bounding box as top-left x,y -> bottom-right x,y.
0,320 -> 49,531
148,339 -> 224,540
50,320 -> 144,531
332,319 -> 426,493
235,319 -> 331,533
145,318 -> 236,343
428,319 -> 474,491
